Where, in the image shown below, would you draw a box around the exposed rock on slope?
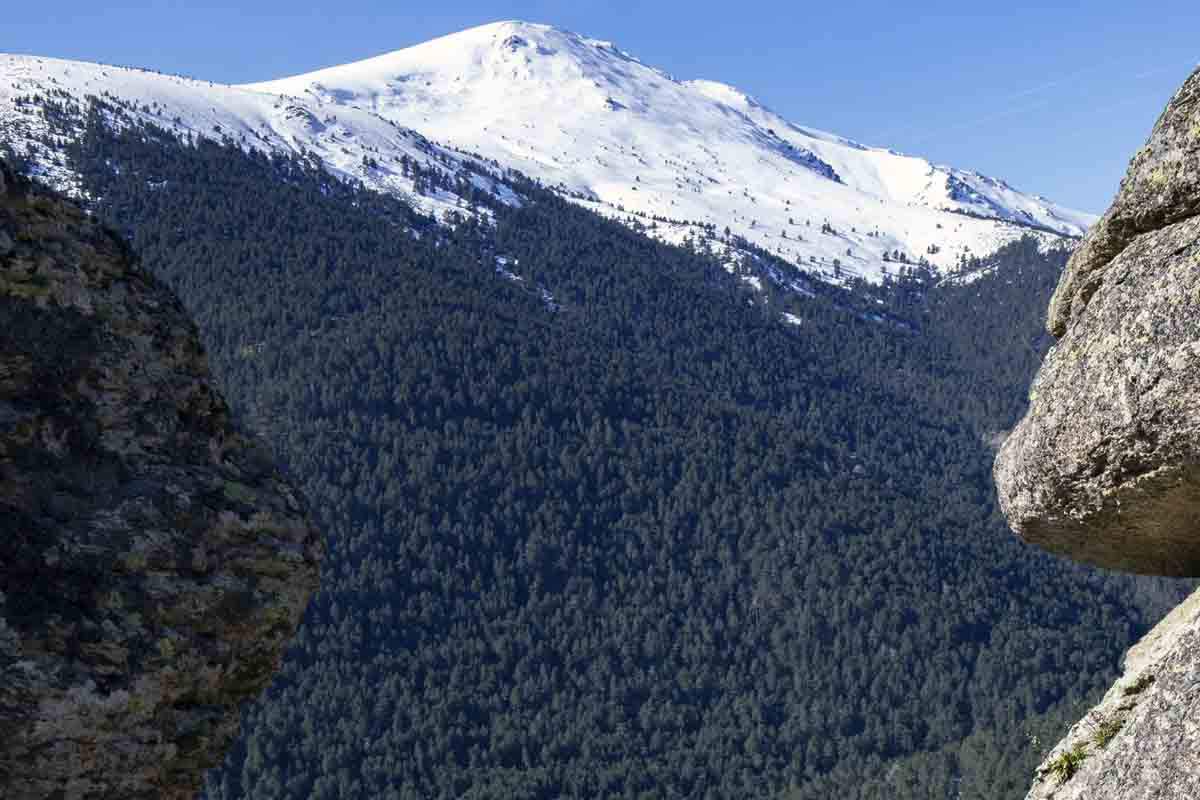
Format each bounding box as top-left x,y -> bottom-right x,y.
994,66 -> 1200,798
1023,586 -> 1200,800
0,162 -> 322,799
995,66 -> 1200,577
1047,69 -> 1200,337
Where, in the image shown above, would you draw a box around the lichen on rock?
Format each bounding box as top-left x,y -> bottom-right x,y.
995,66 -> 1200,577
1046,67 -> 1200,338
1025,587 -> 1200,800
0,161 -> 322,799
994,65 -> 1200,800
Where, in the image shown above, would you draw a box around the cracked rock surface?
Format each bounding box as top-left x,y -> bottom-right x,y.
1025,588 -> 1200,800
0,162 -> 322,799
995,66 -> 1200,577
996,65 -> 1200,800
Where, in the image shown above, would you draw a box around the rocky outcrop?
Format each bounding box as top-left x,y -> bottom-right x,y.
1024,587 -> 1200,800
994,66 -> 1200,576
994,66 -> 1200,799
0,162 -> 322,798
1047,69 -> 1200,338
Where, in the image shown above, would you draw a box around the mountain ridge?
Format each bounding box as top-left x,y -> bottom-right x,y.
2,20 -> 1092,289
244,21 -> 1094,272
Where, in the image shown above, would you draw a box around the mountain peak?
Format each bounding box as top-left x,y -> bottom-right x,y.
3,22 -> 1096,285
463,20 -> 630,55
240,22 -> 1093,281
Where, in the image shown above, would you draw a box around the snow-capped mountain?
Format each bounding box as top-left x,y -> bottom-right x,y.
245,21 -> 1094,278
1,21 -> 1093,284
0,55 -> 525,226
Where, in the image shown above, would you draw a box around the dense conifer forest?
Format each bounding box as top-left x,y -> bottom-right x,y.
20,98 -> 1192,798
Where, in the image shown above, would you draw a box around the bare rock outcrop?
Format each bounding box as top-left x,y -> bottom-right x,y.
994,66 -> 1200,799
995,66 -> 1200,576
1047,68 -> 1200,338
0,162 -> 322,798
1024,587 -> 1200,800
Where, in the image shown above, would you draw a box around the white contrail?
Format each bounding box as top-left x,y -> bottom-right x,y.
997,62 -> 1113,103
881,57 -> 1196,145
890,58 -> 1195,144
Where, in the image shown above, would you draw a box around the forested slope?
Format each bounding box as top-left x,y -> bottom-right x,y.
30,100 -> 1192,799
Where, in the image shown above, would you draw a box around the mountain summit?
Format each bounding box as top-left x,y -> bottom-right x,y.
246,21 -> 1094,279
2,21 -> 1093,283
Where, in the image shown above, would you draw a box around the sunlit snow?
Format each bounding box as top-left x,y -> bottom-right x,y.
2,21 -> 1094,286
247,21 -> 1095,280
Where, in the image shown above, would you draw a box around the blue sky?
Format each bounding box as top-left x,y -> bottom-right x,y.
7,1 -> 1198,213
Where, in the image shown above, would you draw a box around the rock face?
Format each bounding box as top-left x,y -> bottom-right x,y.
1024,587 -> 1200,800
995,66 -> 1200,576
1047,69 -> 1200,338
995,67 -> 1200,799
0,162 -> 322,798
